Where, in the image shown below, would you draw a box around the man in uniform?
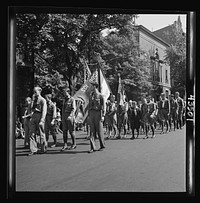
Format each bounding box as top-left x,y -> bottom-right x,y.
169,94 -> 179,131
88,81 -> 106,153
44,93 -> 57,148
61,87 -> 76,151
129,101 -> 141,139
28,86 -> 47,155
22,97 -> 32,148
116,95 -> 129,139
105,94 -> 118,139
145,96 -> 156,138
158,93 -> 170,134
175,91 -> 184,129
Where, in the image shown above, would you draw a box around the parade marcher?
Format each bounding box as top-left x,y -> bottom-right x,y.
22,97 -> 32,148
88,81 -> 106,153
158,93 -> 170,134
182,97 -> 186,126
140,96 -> 149,138
175,92 -> 184,129
127,100 -> 133,134
44,93 -> 57,148
169,94 -> 179,131
105,94 -> 118,139
116,95 -> 129,139
144,96 -> 156,139
28,86 -> 47,156
61,87 -> 76,151
129,101 -> 141,139
55,107 -> 62,134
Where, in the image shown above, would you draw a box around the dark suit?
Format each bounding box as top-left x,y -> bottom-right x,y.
130,107 -> 141,138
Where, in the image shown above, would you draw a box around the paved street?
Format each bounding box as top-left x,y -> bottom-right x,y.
16,126 -> 186,192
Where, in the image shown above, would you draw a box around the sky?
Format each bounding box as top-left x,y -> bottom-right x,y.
136,14 -> 187,33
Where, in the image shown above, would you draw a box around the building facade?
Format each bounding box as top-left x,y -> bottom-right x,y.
135,25 -> 171,100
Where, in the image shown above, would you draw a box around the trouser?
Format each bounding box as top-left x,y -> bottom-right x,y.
160,109 -> 169,132
62,113 -> 76,146
24,118 -> 30,147
29,112 -> 47,153
89,110 -> 105,150
169,111 -> 177,130
45,115 -> 57,144
131,126 -> 139,137
177,111 -> 183,129
117,113 -> 128,137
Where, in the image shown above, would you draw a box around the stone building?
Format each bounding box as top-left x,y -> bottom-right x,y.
134,25 -> 171,100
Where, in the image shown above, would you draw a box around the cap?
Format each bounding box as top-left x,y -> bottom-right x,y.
34,86 -> 42,92
110,94 -> 115,98
170,94 -> 174,97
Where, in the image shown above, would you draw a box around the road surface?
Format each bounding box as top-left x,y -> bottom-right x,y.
16,126 -> 186,192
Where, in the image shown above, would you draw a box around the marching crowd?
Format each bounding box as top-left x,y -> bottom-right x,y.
16,83 -> 186,156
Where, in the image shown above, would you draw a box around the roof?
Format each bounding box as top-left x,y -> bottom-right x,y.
153,25 -> 174,45
135,25 -> 170,48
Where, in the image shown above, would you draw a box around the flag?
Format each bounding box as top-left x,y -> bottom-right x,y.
73,65 -> 111,123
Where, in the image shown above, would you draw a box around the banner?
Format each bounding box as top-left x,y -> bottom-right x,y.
73,67 -> 111,123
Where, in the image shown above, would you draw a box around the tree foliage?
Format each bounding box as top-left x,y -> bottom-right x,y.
164,17 -> 186,96
16,13 -> 151,102
99,23 -> 152,100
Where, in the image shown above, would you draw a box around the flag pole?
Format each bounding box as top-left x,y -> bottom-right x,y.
96,53 -> 101,93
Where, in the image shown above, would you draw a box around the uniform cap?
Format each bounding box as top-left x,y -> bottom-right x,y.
34,86 -> 42,92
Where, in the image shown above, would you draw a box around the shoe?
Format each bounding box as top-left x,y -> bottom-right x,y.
70,145 -> 77,150
98,147 -> 105,151
151,134 -> 155,138
61,146 -> 69,151
116,136 -> 121,139
51,144 -> 57,148
130,137 -> 135,140
88,149 -> 96,153
28,152 -> 37,156
143,136 -> 149,139
160,131 -> 164,134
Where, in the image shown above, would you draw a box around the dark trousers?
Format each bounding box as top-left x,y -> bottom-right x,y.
62,113 -> 76,146
45,115 -> 57,144
89,110 -> 105,150
29,112 -> 47,153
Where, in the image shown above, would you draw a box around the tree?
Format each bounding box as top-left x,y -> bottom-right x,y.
164,16 -> 186,96
16,13 -> 138,102
99,22 -> 152,101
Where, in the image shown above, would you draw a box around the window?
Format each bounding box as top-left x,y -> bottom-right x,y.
165,69 -> 168,84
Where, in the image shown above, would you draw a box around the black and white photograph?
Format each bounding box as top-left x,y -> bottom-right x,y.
7,8 -> 195,198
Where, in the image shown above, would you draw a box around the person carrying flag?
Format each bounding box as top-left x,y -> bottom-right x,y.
88,81 -> 106,153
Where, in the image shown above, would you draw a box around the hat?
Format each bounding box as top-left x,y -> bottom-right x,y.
110,94 -> 115,98
170,94 -> 174,97
34,86 -> 42,92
